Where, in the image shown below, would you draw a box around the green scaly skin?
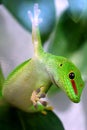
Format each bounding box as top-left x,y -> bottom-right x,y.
2,4 -> 84,113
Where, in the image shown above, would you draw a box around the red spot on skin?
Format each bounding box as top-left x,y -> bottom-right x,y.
71,79 -> 78,95
80,84 -> 83,87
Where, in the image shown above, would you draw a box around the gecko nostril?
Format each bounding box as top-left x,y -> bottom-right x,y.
60,64 -> 63,66
80,84 -> 83,87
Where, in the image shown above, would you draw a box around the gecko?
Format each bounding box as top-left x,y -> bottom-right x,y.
2,4 -> 84,113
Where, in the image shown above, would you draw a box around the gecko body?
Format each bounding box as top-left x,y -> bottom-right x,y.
2,4 -> 84,113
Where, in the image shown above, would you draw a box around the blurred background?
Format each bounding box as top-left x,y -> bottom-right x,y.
0,0 -> 87,130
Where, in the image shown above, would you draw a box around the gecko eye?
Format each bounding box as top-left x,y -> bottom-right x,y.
69,72 -> 75,79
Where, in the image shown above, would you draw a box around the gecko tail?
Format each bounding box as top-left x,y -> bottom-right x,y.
28,3 -> 44,57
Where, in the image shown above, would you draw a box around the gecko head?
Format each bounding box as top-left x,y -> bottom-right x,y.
51,57 -> 84,103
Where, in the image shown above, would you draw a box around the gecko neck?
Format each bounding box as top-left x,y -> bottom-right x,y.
32,24 -> 44,58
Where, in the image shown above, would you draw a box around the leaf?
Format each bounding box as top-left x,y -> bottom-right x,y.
17,109 -> 64,130
48,9 -> 87,57
2,0 -> 56,43
68,0 -> 87,22
0,105 -> 64,130
0,106 -> 22,130
0,0 -> 2,4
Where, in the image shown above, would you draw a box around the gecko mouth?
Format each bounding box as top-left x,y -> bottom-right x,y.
69,95 -> 80,103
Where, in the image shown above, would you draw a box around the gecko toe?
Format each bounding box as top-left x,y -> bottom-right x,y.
39,93 -> 46,98
39,100 -> 48,106
36,88 -> 41,93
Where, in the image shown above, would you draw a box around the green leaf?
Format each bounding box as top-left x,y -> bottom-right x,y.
0,0 -> 2,4
2,0 -> 56,43
0,106 -> 22,130
48,9 -> 87,57
17,109 -> 64,130
0,105 -> 64,130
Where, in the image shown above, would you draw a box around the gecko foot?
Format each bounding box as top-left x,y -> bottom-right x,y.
31,88 -> 48,108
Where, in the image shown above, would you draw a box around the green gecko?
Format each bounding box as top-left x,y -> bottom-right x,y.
2,4 -> 84,113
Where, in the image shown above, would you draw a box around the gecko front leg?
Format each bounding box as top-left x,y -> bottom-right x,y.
31,87 -> 47,108
31,87 -> 53,114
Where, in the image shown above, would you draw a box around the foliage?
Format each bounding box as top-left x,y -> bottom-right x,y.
0,105 -> 64,130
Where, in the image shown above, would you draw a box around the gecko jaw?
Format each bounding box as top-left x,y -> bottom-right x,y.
66,86 -> 80,103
